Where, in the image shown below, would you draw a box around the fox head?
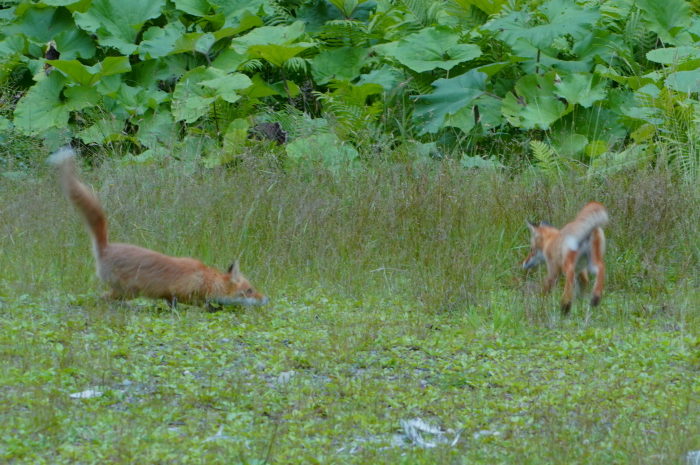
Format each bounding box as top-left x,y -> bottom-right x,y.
212,261 -> 269,306
522,220 -> 553,270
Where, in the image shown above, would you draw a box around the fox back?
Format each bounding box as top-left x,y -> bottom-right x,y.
49,148 -> 268,308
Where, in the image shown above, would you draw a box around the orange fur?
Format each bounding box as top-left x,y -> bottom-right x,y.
49,148 -> 268,308
522,202 -> 608,313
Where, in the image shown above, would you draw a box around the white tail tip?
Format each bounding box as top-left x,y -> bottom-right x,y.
48,146 -> 76,166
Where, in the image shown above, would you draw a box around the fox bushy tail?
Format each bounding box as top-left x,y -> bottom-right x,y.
48,148 -> 108,255
567,203 -> 609,244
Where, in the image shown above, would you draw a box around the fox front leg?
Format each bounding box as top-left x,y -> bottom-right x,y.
560,250 -> 579,314
542,267 -> 559,295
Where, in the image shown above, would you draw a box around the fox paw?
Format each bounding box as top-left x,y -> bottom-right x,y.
590,295 -> 601,307
560,302 -> 571,314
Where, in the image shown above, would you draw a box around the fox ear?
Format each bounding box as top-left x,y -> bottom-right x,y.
227,260 -> 241,280
526,220 -> 538,232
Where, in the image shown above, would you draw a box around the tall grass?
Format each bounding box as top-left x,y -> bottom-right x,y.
1,156 -> 698,318
1,154 -> 699,464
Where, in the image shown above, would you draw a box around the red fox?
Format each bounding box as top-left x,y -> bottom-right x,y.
49,147 -> 268,309
522,202 -> 608,313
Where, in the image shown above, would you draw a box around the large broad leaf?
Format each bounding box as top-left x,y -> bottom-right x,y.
646,46 -> 700,65
208,0 -> 272,28
230,21 -> 306,53
374,27 -> 481,73
356,67 -> 405,93
74,0 -> 165,54
511,39 -> 590,74
135,111 -> 177,148
53,27 -> 95,60
172,67 -> 252,122
48,56 -> 131,86
139,22 -> 187,59
40,0 -> 85,5
637,0 -> 690,45
311,47 -> 368,85
501,73 -> 566,130
451,0 -> 507,15
413,70 -> 487,134
247,43 -> 314,67
6,6 -> 74,44
619,85 -> 664,126
77,118 -> 125,144
554,73 -> 607,108
13,74 -> 71,135
483,0 -> 599,49
665,70 -> 700,93
174,0 -> 210,16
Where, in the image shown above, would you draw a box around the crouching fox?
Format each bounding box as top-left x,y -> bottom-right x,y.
49,147 -> 268,309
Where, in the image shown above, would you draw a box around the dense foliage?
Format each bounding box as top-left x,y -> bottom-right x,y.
1,0 -> 699,174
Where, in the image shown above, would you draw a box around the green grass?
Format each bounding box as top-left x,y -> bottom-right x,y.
1,158 -> 698,464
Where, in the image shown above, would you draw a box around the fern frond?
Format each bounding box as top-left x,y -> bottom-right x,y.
240,59 -> 265,73
400,0 -> 446,26
264,1 -> 295,25
283,57 -> 309,74
314,90 -> 383,139
318,20 -> 374,47
406,72 -> 435,96
530,140 -> 559,174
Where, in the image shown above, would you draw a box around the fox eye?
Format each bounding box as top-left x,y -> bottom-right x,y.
246,288 -> 253,296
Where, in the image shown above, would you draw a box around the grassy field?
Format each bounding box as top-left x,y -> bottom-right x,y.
1,158 -> 698,464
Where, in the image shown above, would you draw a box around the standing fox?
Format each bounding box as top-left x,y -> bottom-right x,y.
522,202 -> 608,313
49,147 -> 268,309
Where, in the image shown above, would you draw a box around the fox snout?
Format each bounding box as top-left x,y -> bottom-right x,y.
211,293 -> 269,307
522,250 -> 544,270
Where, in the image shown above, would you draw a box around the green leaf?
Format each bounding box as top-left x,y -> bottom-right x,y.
247,43 -> 314,67
554,73 -> 607,108
212,49 -> 247,71
174,0 -> 210,16
7,6 -> 74,44
550,131 -> 588,157
48,56 -> 131,86
172,67 -> 252,122
242,74 -> 280,98
665,70 -> 700,93
199,72 -> 253,103
63,85 -> 100,111
356,67 -> 405,93
374,27 -> 481,73
483,0 -> 599,49
456,0 -> 507,15
502,73 -> 566,130
53,27 -> 96,60
135,112 -> 176,148
511,40 -> 590,74
74,0 -> 166,54
77,118 -> 125,144
230,22 -> 306,54
14,74 -> 70,135
646,46 -> 700,65
413,70 -> 487,134
41,0 -> 83,5
139,22 -> 187,59
208,0 -> 272,28
311,47 -> 368,85
636,0 -> 691,44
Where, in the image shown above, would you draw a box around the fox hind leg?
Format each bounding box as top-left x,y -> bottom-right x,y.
561,250 -> 579,314
589,229 -> 606,307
